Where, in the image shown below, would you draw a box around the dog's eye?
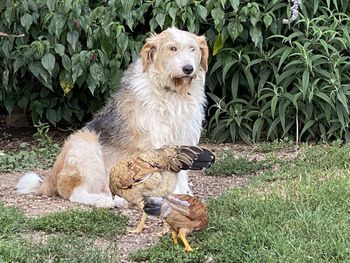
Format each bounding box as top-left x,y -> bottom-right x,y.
190,46 -> 195,52
169,46 -> 177,52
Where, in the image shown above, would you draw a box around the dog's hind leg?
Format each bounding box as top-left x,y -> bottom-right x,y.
69,184 -> 116,208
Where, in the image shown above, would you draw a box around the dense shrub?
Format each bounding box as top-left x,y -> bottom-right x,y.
207,0 -> 350,143
0,0 -> 349,142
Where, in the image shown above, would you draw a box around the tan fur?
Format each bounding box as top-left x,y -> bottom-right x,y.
40,129 -> 100,199
17,28 -> 208,208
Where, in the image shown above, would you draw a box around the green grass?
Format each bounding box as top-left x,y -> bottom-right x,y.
205,151 -> 269,176
0,205 -> 126,262
3,132 -> 350,262
30,208 -> 127,237
0,235 -> 118,263
256,138 -> 295,153
0,147 -> 59,172
0,203 -> 27,235
131,144 -> 350,262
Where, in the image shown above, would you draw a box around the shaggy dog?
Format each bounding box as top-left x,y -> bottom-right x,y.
16,27 -> 209,208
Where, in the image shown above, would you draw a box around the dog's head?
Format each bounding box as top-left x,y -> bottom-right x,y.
141,28 -> 209,95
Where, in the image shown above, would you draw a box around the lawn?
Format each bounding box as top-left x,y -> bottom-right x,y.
0,206 -> 126,262
131,143 -> 350,262
1,132 -> 350,262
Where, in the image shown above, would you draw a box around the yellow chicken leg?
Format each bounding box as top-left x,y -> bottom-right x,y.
178,229 -> 193,252
128,212 -> 148,233
172,231 -> 178,244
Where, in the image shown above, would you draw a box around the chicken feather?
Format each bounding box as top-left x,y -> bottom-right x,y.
109,145 -> 214,233
144,194 -> 208,252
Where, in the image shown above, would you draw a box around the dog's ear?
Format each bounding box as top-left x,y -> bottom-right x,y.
197,36 -> 209,72
141,35 -> 157,72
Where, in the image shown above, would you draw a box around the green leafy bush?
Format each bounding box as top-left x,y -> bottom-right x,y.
1,0 -> 350,143
207,0 -> 350,143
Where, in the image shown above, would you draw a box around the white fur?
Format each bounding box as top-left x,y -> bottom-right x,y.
16,172 -> 42,194
131,61 -> 205,149
66,136 -> 108,194
129,61 -> 205,195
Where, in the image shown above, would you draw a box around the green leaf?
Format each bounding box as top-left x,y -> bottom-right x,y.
278,48 -> 292,71
4,98 -> 14,113
168,7 -> 177,21
271,95 -> 278,119
90,63 -> 104,82
18,97 -> 29,109
276,68 -> 300,85
220,0 -> 227,8
20,14 -> 33,30
238,128 -> 252,145
337,91 -> 349,114
314,91 -> 335,109
62,54 -> 71,71
250,27 -> 262,48
196,5 -> 207,20
211,7 -> 225,27
227,22 -> 243,41
41,53 -> 55,76
13,57 -> 26,73
29,62 -> 52,90
54,44 -> 65,56
117,33 -> 128,53
46,0 -> 58,11
155,13 -> 165,29
302,70 -> 309,100
299,120 -> 315,139
71,54 -> 83,83
46,109 -> 59,126
229,123 -> 236,141
213,34 -> 223,55
229,0 -> 240,12
267,117 -> 281,140
222,60 -> 237,83
242,68 -> 255,96
231,71 -> 240,100
252,118 -> 263,142
67,31 -> 79,52
263,14 -> 273,28
87,73 -> 99,95
49,14 -> 66,38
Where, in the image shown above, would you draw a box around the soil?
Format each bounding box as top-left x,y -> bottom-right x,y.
0,123 -> 298,262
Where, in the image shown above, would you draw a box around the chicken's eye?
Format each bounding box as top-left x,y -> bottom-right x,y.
169,46 -> 177,51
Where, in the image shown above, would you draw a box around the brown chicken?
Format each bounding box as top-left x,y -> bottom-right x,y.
109,145 -> 214,233
143,194 -> 208,252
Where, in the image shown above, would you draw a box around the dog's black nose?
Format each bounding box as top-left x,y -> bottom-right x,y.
182,65 -> 194,75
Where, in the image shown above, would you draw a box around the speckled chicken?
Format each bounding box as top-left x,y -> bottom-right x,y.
109,145 -> 215,232
144,194 -> 208,252
109,145 -> 214,233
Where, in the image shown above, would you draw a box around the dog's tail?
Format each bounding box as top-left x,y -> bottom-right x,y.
16,172 -> 43,194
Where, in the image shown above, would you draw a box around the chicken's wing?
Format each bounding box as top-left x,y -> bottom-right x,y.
109,145 -> 214,233
109,145 -> 214,191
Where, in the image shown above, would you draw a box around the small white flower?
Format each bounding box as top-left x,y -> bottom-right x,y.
283,0 -> 302,24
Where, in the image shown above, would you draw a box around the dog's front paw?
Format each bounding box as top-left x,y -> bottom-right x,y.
113,195 -> 129,208
94,197 -> 115,208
